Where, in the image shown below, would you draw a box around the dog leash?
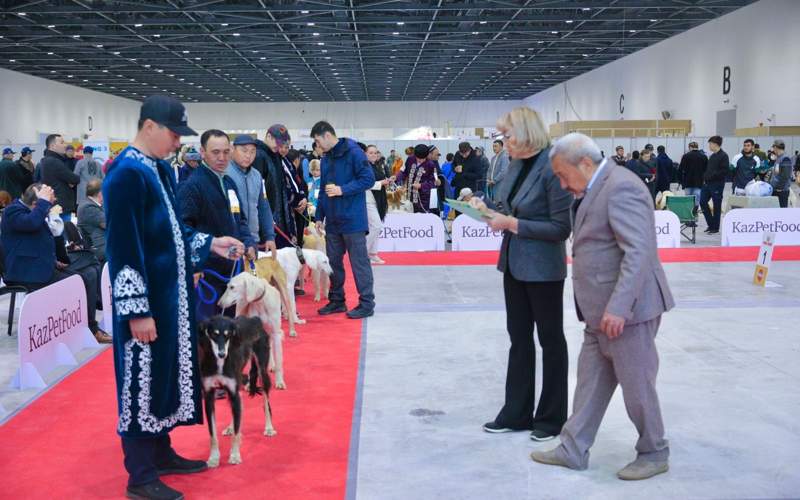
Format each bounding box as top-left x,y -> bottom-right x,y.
273,222 -> 307,266
196,259 -> 243,305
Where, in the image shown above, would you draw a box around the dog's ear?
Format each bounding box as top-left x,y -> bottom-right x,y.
245,275 -> 264,303
197,320 -> 208,337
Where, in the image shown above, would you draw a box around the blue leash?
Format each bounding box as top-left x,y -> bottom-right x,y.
196,259 -> 245,305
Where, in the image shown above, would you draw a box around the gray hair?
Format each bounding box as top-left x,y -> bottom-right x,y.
549,132 -> 603,166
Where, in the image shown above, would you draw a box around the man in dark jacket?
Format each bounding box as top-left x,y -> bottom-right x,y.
253,125 -> 296,248
729,139 -> 764,193
312,121 -> 376,319
16,147 -> 35,194
1,183 -> 109,342
769,139 -> 793,208
40,134 -> 80,221
700,136 -> 729,234
77,179 -> 107,262
451,142 -> 483,194
177,129 -> 256,321
0,147 -> 21,198
655,146 -> 674,194
678,142 -> 707,210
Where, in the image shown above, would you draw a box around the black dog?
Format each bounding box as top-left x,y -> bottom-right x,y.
198,315 -> 276,467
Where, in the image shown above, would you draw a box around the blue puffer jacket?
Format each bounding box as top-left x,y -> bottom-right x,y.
316,138 -> 375,235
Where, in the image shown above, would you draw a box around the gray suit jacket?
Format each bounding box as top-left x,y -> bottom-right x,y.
572,161 -> 675,329
495,147 -> 573,282
77,200 -> 106,262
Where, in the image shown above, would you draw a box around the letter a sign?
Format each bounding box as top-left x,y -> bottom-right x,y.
752,231 -> 775,286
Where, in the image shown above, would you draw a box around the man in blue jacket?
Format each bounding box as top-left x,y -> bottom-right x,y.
177,129 -> 256,321
1,183 -> 109,341
312,121 -> 376,319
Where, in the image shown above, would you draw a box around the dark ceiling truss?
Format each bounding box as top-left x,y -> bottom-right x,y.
0,0 -> 754,103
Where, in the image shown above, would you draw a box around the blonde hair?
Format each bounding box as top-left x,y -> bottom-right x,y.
496,107 -> 550,152
309,159 -> 321,172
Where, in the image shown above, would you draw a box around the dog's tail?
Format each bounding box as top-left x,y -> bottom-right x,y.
248,358 -> 262,397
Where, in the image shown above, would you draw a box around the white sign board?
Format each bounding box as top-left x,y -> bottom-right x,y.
101,263 -> 113,333
451,214 -> 504,251
11,275 -> 99,390
377,213 -> 446,252
654,210 -> 682,248
721,208 -> 800,246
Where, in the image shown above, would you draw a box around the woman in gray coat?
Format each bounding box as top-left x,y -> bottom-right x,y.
472,107 -> 573,441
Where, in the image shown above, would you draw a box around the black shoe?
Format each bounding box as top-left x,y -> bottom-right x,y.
346,306 -> 374,319
156,454 -> 208,476
530,429 -> 558,442
706,229 -> 719,234
126,479 -> 184,500
294,287 -> 306,296
318,302 -> 347,315
482,421 -> 521,433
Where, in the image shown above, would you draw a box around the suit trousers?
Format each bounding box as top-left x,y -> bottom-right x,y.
556,317 -> 669,469
496,274 -> 568,434
326,231 -> 375,310
121,434 -> 178,487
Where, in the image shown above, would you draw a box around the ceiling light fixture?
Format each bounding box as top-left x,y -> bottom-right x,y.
47,25 -> 55,28
134,23 -> 143,27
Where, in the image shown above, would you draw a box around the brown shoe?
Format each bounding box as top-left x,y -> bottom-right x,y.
94,329 -> 112,344
617,458 -> 669,480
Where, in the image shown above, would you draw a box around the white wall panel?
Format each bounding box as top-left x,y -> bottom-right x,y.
0,68 -> 140,144
524,0 -> 800,136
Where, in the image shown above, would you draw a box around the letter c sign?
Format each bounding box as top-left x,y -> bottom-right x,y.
619,93 -> 625,115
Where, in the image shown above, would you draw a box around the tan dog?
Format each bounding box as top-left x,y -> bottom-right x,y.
248,256 -> 299,338
218,273 -> 286,389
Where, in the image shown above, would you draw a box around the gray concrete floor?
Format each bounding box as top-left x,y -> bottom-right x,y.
352,262 -> 800,500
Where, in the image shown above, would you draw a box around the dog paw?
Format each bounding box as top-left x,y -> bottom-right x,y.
289,330 -> 298,338
228,452 -> 242,465
207,454 -> 220,468
264,428 -> 278,437
275,379 -> 287,390
314,295 -> 321,302
295,317 -> 307,325
222,424 -> 234,436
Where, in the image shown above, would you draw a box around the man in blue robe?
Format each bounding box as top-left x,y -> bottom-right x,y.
104,95 -> 245,500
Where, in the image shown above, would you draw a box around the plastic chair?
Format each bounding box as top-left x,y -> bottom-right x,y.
666,195 -> 697,244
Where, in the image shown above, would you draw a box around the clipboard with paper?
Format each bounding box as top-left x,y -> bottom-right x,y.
444,198 -> 495,222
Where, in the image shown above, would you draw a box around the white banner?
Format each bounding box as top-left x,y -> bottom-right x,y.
11,275 -> 99,390
451,215 -> 504,251
377,213 -> 446,251
101,263 -> 113,333
721,208 -> 800,246
654,210 -> 681,248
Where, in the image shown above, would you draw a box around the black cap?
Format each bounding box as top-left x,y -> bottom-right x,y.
139,95 -> 197,136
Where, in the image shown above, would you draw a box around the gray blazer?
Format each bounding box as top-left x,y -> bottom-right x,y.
494,147 -> 573,282
572,161 -> 675,329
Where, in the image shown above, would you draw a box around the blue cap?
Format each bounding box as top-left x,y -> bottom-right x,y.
83,146 -> 94,154
233,135 -> 257,146
184,151 -> 201,161
21,146 -> 34,155
3,147 -> 15,155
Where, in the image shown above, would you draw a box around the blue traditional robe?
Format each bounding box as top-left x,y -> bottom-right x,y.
104,146 -> 213,438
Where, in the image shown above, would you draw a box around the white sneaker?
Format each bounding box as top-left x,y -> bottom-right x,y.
369,256 -> 385,265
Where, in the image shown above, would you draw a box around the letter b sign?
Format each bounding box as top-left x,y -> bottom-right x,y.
722,66 -> 731,95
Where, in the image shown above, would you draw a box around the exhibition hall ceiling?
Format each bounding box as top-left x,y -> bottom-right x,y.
0,0 -> 754,103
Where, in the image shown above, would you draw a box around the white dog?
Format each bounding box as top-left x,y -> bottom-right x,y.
276,247 -> 334,307
218,273 -> 286,390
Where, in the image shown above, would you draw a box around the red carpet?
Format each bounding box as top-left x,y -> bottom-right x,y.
381,246 -> 800,266
0,271 -> 363,500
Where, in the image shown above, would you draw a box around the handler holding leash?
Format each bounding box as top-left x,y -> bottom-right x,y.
104,95 -> 244,500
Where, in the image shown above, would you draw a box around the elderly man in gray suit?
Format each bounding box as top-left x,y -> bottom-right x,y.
531,133 -> 674,481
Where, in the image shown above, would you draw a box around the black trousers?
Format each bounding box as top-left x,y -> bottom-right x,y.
496,273 -> 568,434
700,181 -> 725,231
121,434 -> 178,487
774,190 -> 789,208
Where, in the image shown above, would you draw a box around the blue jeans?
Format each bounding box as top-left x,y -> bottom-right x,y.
684,187 -> 701,207
700,182 -> 724,231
